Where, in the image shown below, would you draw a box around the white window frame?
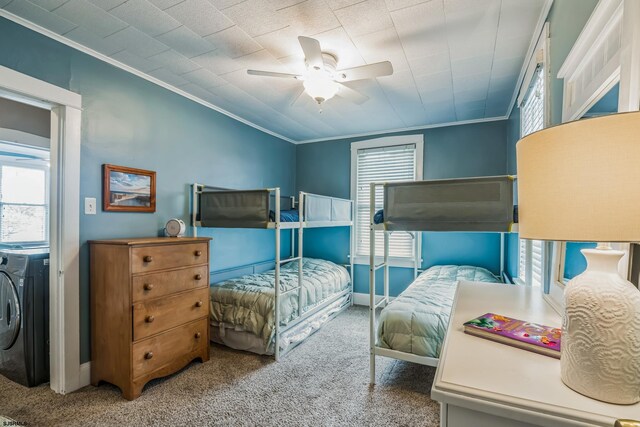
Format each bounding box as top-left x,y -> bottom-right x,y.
516,23 -> 550,287
350,135 -> 424,268
0,158 -> 50,247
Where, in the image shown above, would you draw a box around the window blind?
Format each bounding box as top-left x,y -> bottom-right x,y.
355,143 -> 416,258
518,66 -> 545,286
520,66 -> 544,137
531,240 -> 543,288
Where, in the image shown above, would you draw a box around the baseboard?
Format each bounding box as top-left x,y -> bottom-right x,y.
79,362 -> 91,388
353,292 -> 396,306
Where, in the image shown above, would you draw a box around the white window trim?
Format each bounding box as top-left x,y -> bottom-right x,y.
350,135 -> 424,268
0,158 -> 50,247
0,64 -> 82,395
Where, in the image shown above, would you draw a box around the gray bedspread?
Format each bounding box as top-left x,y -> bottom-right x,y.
210,258 -> 350,349
376,265 -> 500,358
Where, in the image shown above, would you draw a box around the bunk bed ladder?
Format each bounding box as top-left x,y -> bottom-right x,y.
274,188 -> 281,361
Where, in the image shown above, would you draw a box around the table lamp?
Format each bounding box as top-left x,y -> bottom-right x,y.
516,112 -> 640,405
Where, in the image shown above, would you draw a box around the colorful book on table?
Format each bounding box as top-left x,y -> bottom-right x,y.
463,313 -> 561,358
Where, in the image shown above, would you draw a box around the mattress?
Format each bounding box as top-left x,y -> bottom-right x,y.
376,265 -> 500,358
269,209 -> 300,222
210,258 -> 350,354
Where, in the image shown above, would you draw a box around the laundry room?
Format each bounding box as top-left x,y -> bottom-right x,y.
0,95 -> 50,388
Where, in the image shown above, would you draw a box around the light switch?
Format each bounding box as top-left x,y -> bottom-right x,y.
85,197 -> 97,215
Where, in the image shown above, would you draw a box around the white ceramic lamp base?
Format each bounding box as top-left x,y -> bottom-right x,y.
561,248 -> 640,404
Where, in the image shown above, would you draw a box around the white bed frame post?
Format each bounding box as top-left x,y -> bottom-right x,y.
369,182 -> 377,385
350,200 -> 355,305
384,231 -> 389,305
274,188 -> 281,361
297,192 -> 304,322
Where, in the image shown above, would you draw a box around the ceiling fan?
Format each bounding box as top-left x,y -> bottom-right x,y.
247,36 -> 393,106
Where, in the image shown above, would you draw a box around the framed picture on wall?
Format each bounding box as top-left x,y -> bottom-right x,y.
102,164 -> 156,212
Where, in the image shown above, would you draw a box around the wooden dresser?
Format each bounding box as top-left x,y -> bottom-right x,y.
90,237 -> 211,400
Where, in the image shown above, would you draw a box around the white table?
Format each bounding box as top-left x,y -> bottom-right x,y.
431,282 -> 640,427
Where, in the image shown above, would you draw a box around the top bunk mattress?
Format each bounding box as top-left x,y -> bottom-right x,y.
376,265 -> 500,358
210,258 -> 350,351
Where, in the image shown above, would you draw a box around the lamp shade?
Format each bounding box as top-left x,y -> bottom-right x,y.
516,112 -> 640,242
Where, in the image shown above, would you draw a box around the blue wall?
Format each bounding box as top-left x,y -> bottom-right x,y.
297,121 -> 508,296
0,17 -> 295,363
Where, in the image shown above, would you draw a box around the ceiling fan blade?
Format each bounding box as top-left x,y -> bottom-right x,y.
247,70 -> 302,79
334,61 -> 393,82
298,36 -> 324,70
336,83 -> 369,105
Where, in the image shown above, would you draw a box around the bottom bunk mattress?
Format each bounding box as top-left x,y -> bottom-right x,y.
376,265 -> 500,358
210,257 -> 351,355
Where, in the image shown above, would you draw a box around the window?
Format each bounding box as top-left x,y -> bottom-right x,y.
520,66 -> 544,138
517,41 -> 547,286
518,239 -> 544,287
0,163 -> 49,245
351,135 -> 423,266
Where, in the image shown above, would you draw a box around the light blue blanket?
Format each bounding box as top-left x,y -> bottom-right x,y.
377,265 -> 500,358
210,258 -> 350,349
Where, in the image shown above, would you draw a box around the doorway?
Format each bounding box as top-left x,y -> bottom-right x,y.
0,64 -> 81,394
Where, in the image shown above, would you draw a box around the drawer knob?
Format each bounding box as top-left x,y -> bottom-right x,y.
145,315 -> 155,323
195,250 -> 202,256
143,283 -> 154,291
195,274 -> 202,280
194,332 -> 202,339
195,301 -> 203,308
143,255 -> 153,263
144,352 -> 153,360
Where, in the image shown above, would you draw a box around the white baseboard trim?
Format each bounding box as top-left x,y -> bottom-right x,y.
79,362 -> 91,388
353,292 -> 396,306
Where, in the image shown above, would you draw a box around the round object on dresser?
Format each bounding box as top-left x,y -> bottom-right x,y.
164,219 -> 185,237
561,248 -> 640,405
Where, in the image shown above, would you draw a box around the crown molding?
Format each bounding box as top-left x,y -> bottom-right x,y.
295,116 -> 508,144
505,0 -> 554,119
0,9 -> 296,144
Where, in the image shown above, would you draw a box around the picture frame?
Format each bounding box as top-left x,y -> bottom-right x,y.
102,164 -> 156,212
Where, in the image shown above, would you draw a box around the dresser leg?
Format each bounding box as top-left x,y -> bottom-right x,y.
123,381 -> 144,401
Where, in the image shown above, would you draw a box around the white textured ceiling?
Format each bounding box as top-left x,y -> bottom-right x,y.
1,0 -> 548,142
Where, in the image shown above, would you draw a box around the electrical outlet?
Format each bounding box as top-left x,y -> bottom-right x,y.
85,197 -> 97,215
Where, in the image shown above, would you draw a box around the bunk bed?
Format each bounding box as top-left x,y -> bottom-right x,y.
192,184 -> 354,360
368,176 -> 516,383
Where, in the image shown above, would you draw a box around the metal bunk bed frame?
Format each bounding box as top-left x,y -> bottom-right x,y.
368,177 -> 515,383
192,183 -> 355,361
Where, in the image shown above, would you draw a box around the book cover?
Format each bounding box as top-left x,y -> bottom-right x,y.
463,313 -> 561,358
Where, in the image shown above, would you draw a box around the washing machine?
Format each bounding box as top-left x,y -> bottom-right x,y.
0,248 -> 49,387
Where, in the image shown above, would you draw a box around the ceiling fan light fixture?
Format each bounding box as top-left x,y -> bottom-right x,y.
303,70 -> 339,104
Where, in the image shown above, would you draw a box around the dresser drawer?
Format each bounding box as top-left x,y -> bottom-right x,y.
131,242 -> 208,274
132,317 -> 208,379
132,265 -> 209,303
133,287 -> 209,341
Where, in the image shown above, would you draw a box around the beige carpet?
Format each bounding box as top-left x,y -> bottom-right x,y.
0,306 -> 439,426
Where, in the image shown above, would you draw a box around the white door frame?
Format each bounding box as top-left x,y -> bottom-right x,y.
0,65 -> 82,394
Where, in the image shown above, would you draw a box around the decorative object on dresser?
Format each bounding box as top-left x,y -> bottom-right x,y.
517,112 -> 640,404
90,237 -> 211,400
102,164 -> 156,212
165,218 -> 186,237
